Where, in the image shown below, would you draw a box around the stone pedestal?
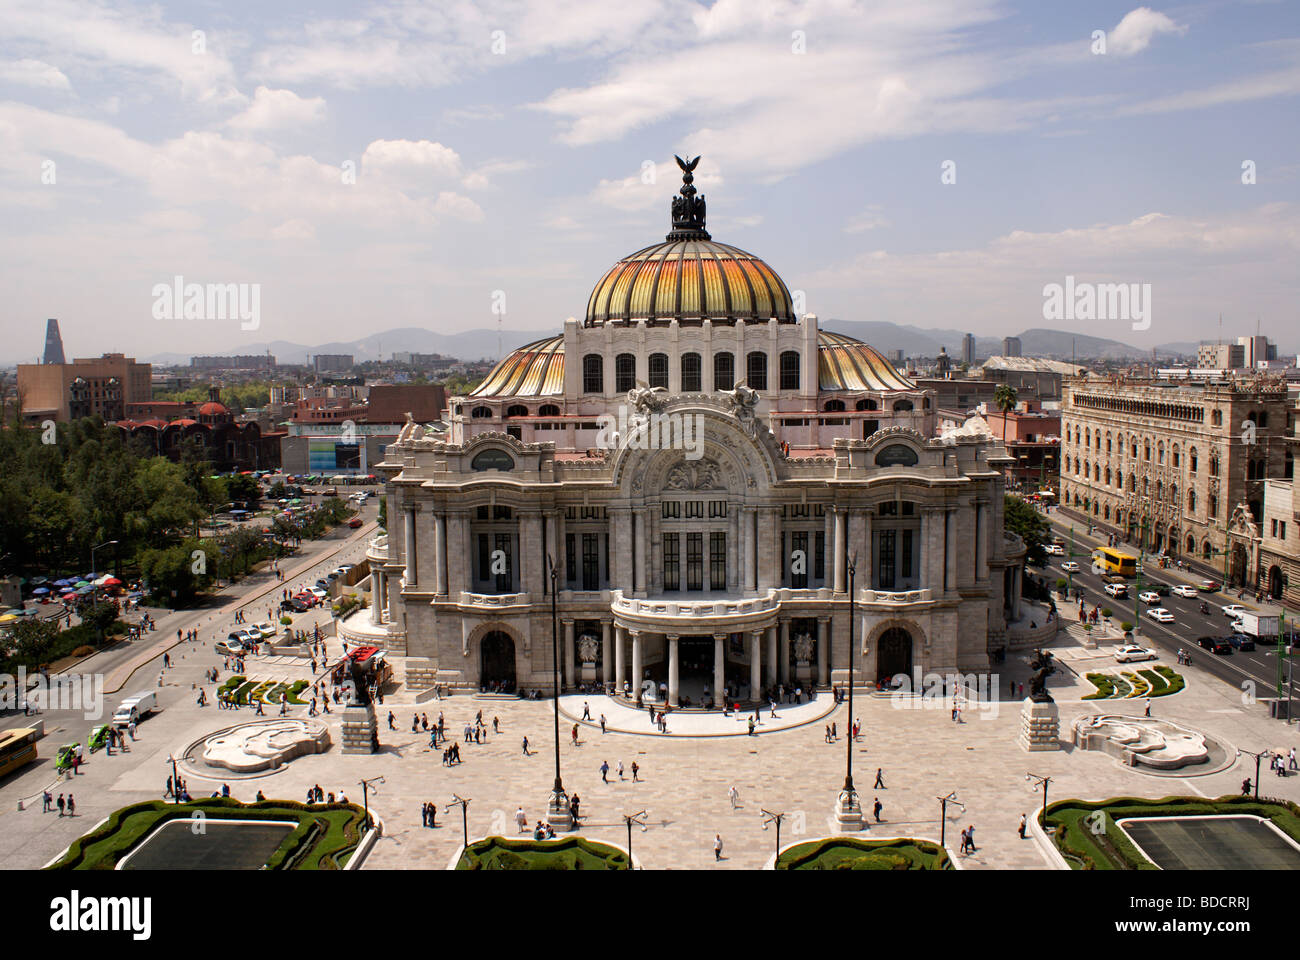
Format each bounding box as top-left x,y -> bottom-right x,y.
341,703 -> 379,754
546,788 -> 574,832
834,788 -> 866,832
1018,698 -> 1060,752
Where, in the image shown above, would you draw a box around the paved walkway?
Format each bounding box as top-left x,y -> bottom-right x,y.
558,694 -> 833,737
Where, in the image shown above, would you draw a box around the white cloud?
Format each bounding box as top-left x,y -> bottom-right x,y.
361,138 -> 463,183
0,58 -> 72,90
1108,7 -> 1187,57
1120,63 -> 1300,115
271,218 -> 317,241
227,86 -> 326,132
591,157 -> 723,212
844,207 -> 891,233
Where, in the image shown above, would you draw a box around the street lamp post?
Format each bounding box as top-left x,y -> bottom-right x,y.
357,775 -> 383,831
1026,773 -> 1052,823
761,809 -> 786,864
166,755 -> 180,805
622,809 -> 646,870
936,791 -> 965,849
835,553 -> 864,831
448,794 -> 470,851
546,556 -> 570,829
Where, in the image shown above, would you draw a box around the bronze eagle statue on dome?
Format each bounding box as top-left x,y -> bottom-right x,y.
668,155 -> 709,240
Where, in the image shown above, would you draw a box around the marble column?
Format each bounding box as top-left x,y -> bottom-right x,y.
631,631 -> 643,701
779,620 -> 791,686
765,623 -> 778,687
750,630 -> 763,699
817,617 -> 830,687
975,500 -> 988,581
862,509 -> 873,590
945,508 -> 957,593
434,513 -> 448,596
614,625 -> 627,693
403,508 -> 417,585
369,571 -> 381,625
602,620 -> 613,686
633,509 -> 647,594
833,507 -> 847,593
667,635 -> 680,707
714,633 -> 726,705
742,508 -> 756,592
562,619 -> 574,689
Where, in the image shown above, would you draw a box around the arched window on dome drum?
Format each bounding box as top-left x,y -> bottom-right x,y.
538,404 -> 560,417
615,354 -> 636,393
583,354 -> 604,394
505,404 -> 528,419
746,352 -> 768,391
779,351 -> 800,390
471,406 -> 492,419
893,399 -> 914,412
856,398 -> 878,411
714,352 -> 734,391
681,352 -> 702,392
823,399 -> 846,412
649,353 -> 668,389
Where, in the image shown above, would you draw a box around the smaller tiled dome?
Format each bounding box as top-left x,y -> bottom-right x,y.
470,336 -> 564,398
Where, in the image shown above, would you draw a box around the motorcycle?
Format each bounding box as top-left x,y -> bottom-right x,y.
1199,602 -> 1210,615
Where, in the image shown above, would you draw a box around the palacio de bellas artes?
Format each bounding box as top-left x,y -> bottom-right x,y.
347,158 -> 1028,708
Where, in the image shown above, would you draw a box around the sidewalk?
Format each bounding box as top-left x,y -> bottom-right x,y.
559,693 -> 835,737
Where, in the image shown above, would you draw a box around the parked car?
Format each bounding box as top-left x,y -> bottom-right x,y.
228,629 -> 254,645
1227,633 -> 1256,651
1145,608 -> 1175,623
251,621 -> 277,639
310,586 -> 329,601
281,597 -> 311,613
1104,583 -> 1128,598
1060,561 -> 1080,574
1138,591 -> 1161,605
1114,645 -> 1157,663
215,639 -> 245,656
1171,585 -> 1199,599
348,517 -> 364,528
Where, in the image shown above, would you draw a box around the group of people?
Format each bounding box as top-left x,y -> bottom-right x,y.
42,791 -> 75,816
305,784 -> 342,804
165,775 -> 192,802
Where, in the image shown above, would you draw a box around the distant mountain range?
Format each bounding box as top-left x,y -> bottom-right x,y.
143,321 -> 1204,367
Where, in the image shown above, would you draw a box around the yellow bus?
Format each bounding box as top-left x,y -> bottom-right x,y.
1093,548 -> 1138,577
0,727 -> 38,778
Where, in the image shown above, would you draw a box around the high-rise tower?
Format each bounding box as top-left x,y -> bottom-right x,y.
43,319 -> 66,365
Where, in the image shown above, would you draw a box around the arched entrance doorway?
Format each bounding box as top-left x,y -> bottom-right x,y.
1268,565 -> 1283,600
1230,544 -> 1248,588
480,630 -> 516,691
877,627 -> 913,684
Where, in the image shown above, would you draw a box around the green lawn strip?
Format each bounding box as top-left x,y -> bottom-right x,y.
287,679 -> 310,705
232,680 -> 259,705
47,798 -> 366,870
218,675 -> 245,697
775,837 -> 952,870
1154,666 -> 1184,693
1084,673 -> 1116,700
1043,796 -> 1300,870
1123,672 -> 1148,698
258,682 -> 289,704
456,836 -> 629,870
1111,675 -> 1132,698
1138,669 -> 1169,695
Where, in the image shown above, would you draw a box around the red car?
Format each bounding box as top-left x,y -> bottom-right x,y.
293,591 -> 318,608
348,517 -> 363,528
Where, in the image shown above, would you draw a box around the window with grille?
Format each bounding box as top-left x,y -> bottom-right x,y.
791,530 -> 809,588
582,533 -> 599,590
583,354 -> 603,393
714,352 -> 734,390
780,351 -> 800,390
662,501 -> 680,519
565,533 -> 576,582
708,500 -> 727,518
681,353 -> 702,392
878,530 -> 896,589
649,353 -> 668,388
686,533 -> 703,590
663,534 -> 680,590
747,351 -> 768,390
615,354 -> 636,393
815,530 -> 825,580
710,532 -> 727,590
685,500 -> 703,518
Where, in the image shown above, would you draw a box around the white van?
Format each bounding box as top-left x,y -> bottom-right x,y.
112,691 -> 157,727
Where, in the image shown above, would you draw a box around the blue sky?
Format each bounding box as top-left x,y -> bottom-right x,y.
1,0 -> 1298,362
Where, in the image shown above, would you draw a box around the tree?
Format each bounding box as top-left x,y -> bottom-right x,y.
225,473 -> 260,505
10,617 -> 60,666
1004,494 -> 1049,568
74,597 -> 118,644
140,539 -> 213,606
993,384 -> 1018,444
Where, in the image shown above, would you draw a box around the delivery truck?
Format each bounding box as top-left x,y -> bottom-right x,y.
112,691 -> 157,727
1230,612 -> 1281,639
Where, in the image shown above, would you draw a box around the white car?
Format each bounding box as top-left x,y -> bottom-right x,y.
1104,583 -> 1128,598
309,586 -> 329,601
1145,608 -> 1175,623
251,621 -> 277,639
1044,544 -> 1064,556
1171,585 -> 1199,599
229,629 -> 255,645
1114,645 -> 1157,663
1221,604 -> 1248,619
215,639 -> 246,656
1138,591 -> 1161,605
1061,561 -> 1080,573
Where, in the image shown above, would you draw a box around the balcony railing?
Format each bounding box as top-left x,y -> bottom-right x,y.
457,591 -> 531,607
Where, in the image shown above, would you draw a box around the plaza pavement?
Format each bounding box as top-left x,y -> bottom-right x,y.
4,617 -> 1298,871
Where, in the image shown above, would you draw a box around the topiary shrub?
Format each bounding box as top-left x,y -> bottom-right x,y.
1120,622 -> 1133,633
71,645 -> 95,658
280,615 -> 293,626
1102,608 -> 1113,618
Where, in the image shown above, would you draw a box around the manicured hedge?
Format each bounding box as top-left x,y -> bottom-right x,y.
776,837 -> 952,870
1043,795 -> 1300,870
457,836 -> 629,870
47,798 -> 367,871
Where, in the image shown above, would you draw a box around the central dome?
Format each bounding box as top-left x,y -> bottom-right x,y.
585,155 -> 796,326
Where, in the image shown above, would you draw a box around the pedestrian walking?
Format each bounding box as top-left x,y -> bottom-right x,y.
493,716 -> 500,734
874,768 -> 884,789
582,701 -> 591,721
42,790 -> 52,813
57,794 -> 65,816
600,714 -> 607,734
1144,697 -> 1151,717
1018,814 -> 1027,839
873,797 -> 882,823
617,759 -> 625,780
516,806 -> 528,833
714,834 -> 723,861
521,736 -> 530,755
388,711 -> 395,730
67,794 -> 75,816
729,785 -> 739,809
966,825 -> 976,851
631,760 -> 640,782
571,723 -> 580,746
600,760 -> 609,783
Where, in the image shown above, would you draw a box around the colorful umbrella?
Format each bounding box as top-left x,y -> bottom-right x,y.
32,587 -> 50,595
74,580 -> 90,588
0,614 -> 17,623
102,576 -> 122,586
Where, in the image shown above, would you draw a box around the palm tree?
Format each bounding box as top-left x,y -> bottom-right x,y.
993,384 -> 1018,444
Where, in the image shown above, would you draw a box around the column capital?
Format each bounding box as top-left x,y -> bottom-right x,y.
750,629 -> 764,640
666,634 -> 679,642
817,616 -> 831,624
713,633 -> 728,642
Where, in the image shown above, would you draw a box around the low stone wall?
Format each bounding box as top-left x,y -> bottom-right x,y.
1006,606 -> 1060,650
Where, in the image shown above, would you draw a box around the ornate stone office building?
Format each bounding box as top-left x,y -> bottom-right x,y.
363,160 -> 1024,704
1059,375 -> 1293,582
